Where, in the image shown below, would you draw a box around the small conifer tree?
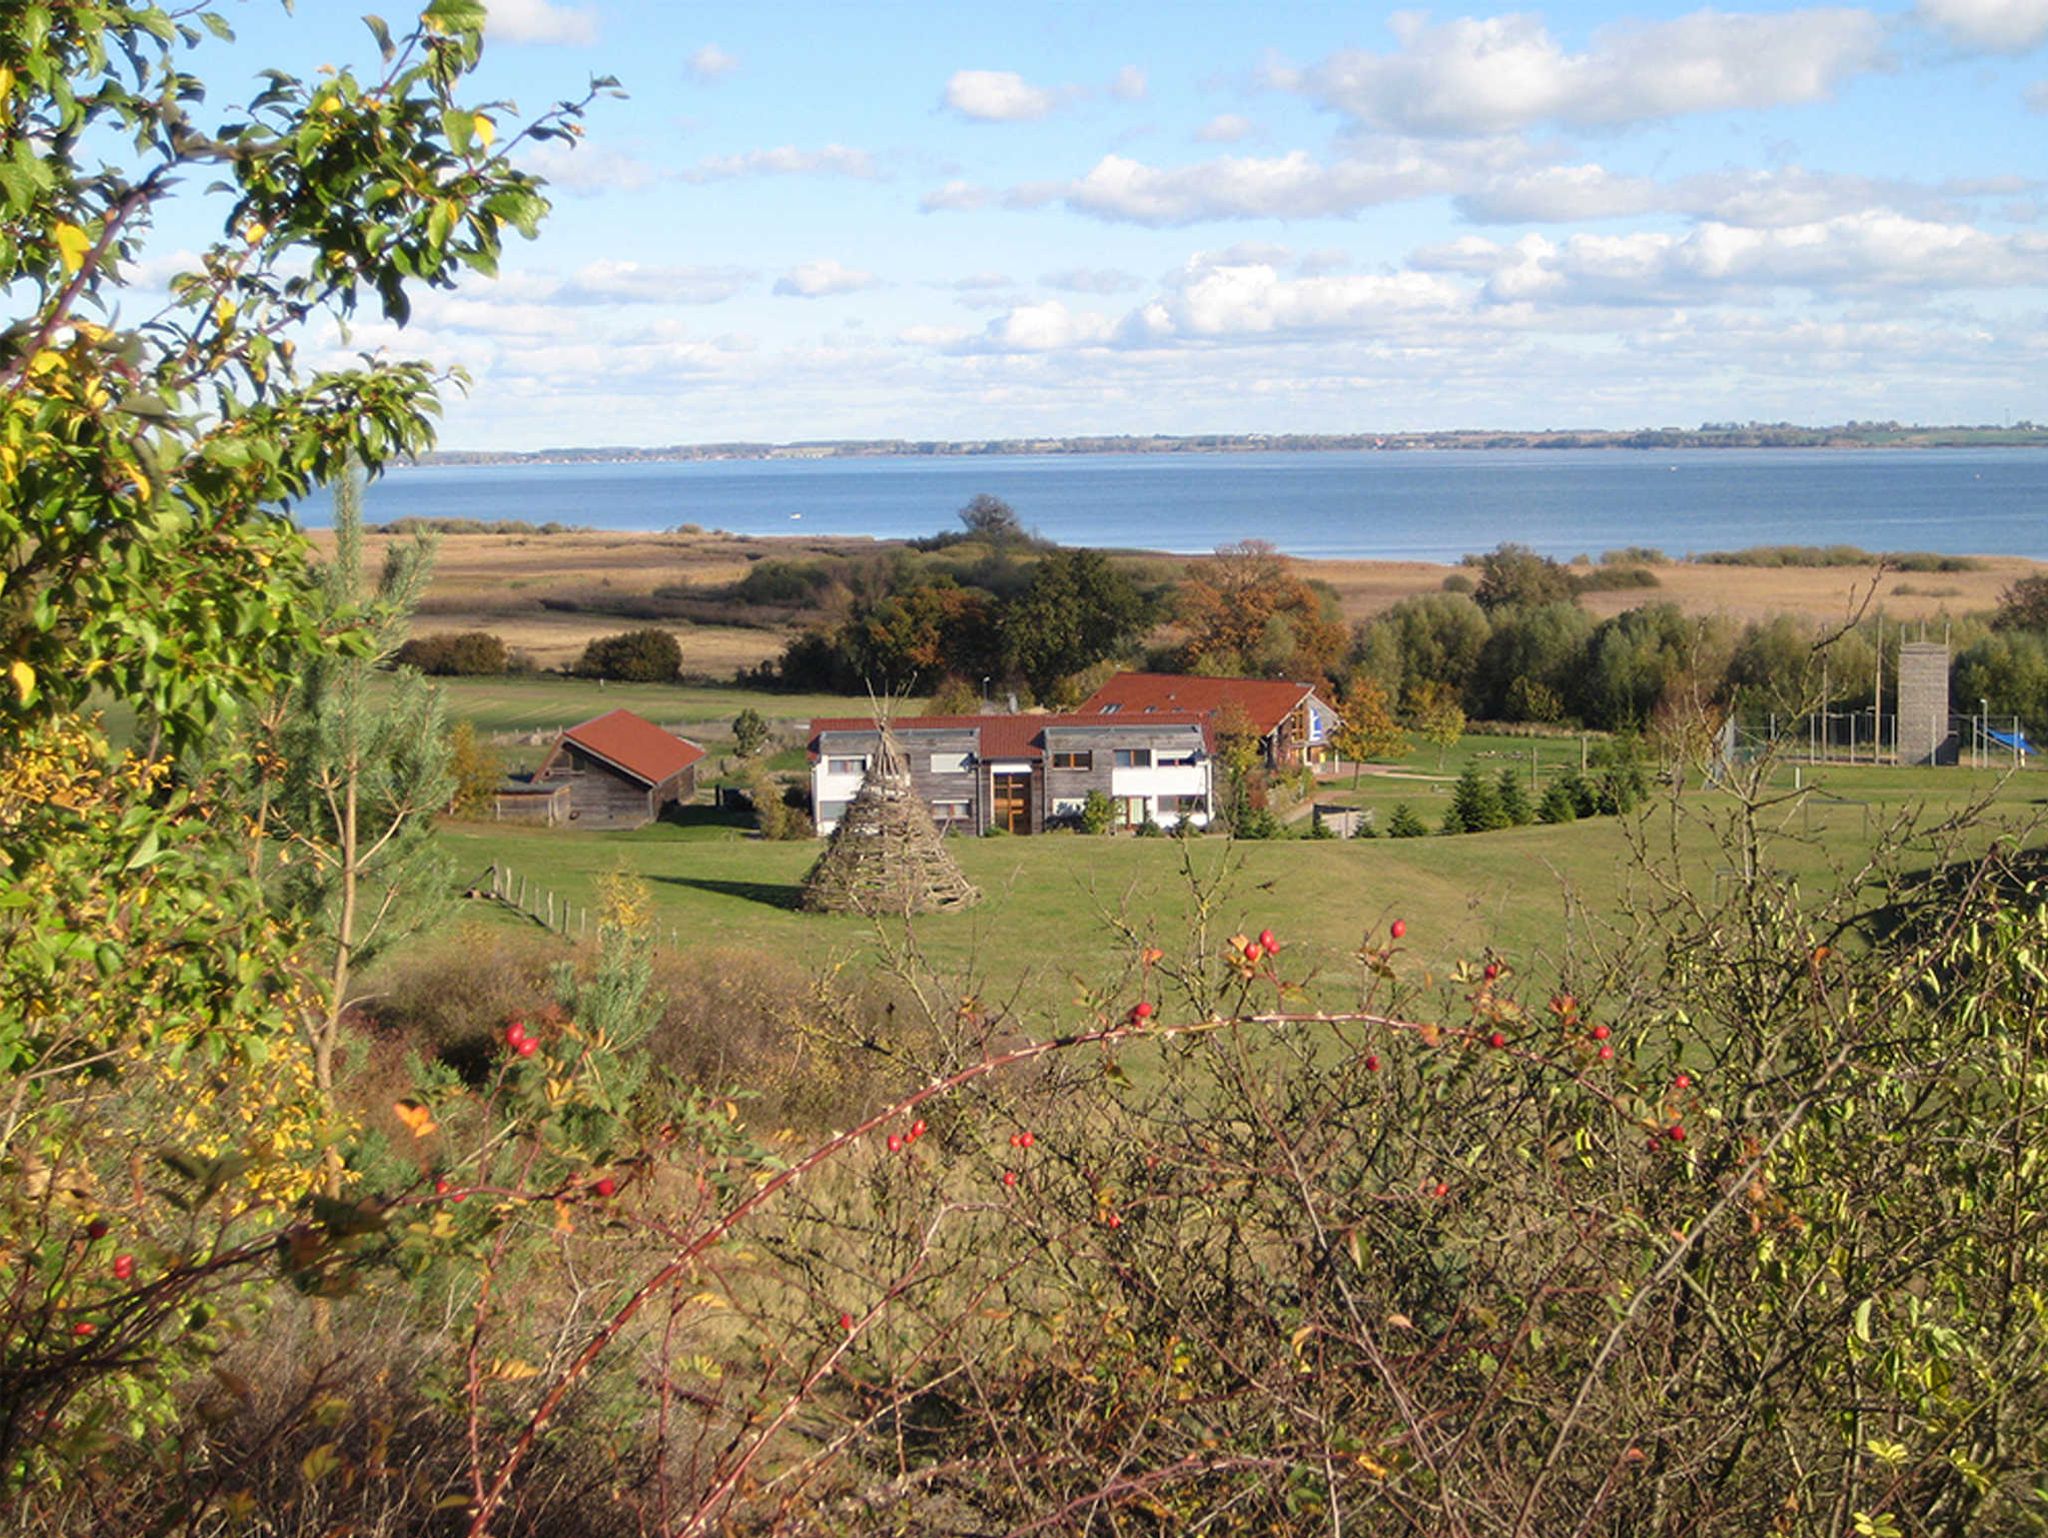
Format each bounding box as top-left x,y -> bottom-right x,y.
1387,802 -> 1429,838
1497,767 -> 1535,825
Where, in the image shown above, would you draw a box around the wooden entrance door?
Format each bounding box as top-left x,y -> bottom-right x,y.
992,772 -> 1032,834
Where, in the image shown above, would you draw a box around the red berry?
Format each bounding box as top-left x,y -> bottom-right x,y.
593,1177 -> 616,1198
1674,1074 -> 1691,1090
504,1023 -> 527,1047
1591,1024 -> 1610,1041
72,1321 -> 95,1338
839,1312 -> 855,1332
1668,1125 -> 1686,1143
1489,1032 -> 1507,1050
1243,942 -> 1263,964
910,1119 -> 927,1139
1597,1044 -> 1614,1061
1002,1170 -> 1018,1187
1258,928 -> 1278,953
1390,919 -> 1407,940
1433,1181 -> 1450,1198
1365,1054 -> 1380,1072
515,1037 -> 537,1058
1103,1212 -> 1122,1229
1483,961 -> 1500,980
1009,1133 -> 1022,1148
112,1254 -> 135,1281
1018,1131 -> 1035,1149
85,1219 -> 109,1241
1130,1000 -> 1154,1022
434,1177 -> 451,1196
887,1134 -> 903,1153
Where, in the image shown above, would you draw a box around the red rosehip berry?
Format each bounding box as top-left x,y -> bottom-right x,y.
1597,1044 -> 1614,1061
839,1312 -> 855,1332
1243,941 -> 1263,964
1591,1024 -> 1610,1041
1018,1131 -> 1034,1149
1009,1132 -> 1022,1148
887,1134 -> 903,1153
1433,1181 -> 1450,1198
434,1177 -> 451,1196
1103,1212 -> 1122,1229
1130,1000 -> 1154,1022
593,1177 -> 616,1199
1483,961 -> 1500,981
112,1254 -> 135,1281
72,1321 -> 95,1338
1489,1032 -> 1507,1050
1668,1125 -> 1686,1143
1258,928 -> 1278,954
85,1219 -> 109,1241
1365,1054 -> 1380,1072
504,1022 -> 527,1047
910,1119 -> 927,1139
1674,1073 -> 1691,1090
515,1037 -> 537,1058
1002,1170 -> 1018,1187
1390,919 -> 1407,940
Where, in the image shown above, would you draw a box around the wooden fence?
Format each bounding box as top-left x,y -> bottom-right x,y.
477,862 -> 687,952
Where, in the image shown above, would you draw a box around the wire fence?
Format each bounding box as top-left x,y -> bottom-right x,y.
475,861 -> 687,952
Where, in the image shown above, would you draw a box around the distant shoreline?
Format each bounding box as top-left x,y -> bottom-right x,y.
419,425 -> 2048,467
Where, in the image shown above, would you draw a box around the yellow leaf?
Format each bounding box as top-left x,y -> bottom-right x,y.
300,1443 -> 342,1483
8,659 -> 34,706
213,297 -> 234,327
0,66 -> 14,101
392,1100 -> 437,1138
243,221 -> 268,244
54,222 -> 91,274
130,468 -> 151,501
489,1358 -> 539,1381
473,113 -> 496,149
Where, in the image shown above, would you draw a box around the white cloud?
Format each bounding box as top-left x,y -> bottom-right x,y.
774,259 -> 882,298
1118,253 -> 1464,342
1917,0 -> 2048,52
958,300 -> 1117,352
1018,142 -> 1527,225
944,69 -> 1060,122
686,43 -> 740,80
1111,65 -> 1149,101
485,0 -> 596,45
1455,164 -> 1666,224
1042,267 -> 1144,294
680,144 -> 879,183
561,261 -> 756,305
921,180 -> 991,212
518,141 -> 662,195
1276,8 -> 1889,135
1195,113 -> 1254,143
1456,163 -> 2040,227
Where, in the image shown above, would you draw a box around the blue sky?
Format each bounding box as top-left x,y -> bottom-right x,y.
161,0 -> 2048,447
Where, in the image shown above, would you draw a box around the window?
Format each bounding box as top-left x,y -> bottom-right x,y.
931,799 -> 971,825
1051,750 -> 1093,770
1097,703 -> 1121,714
1051,797 -> 1085,816
1112,747 -> 1152,768
825,756 -> 868,775
928,753 -> 971,775
1117,796 -> 1150,827
1172,795 -> 1208,817
1156,751 -> 1195,768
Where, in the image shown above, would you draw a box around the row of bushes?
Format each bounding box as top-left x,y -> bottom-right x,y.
393,627 -> 686,682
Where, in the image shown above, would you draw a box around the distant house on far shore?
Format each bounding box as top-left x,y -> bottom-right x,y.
502,709 -> 704,829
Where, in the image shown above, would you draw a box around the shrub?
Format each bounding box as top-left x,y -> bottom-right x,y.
574,628 -> 683,683
447,720 -> 502,816
393,630 -> 510,676
1537,779 -> 1580,823
1386,802 -> 1429,837
1496,766 -> 1535,825
1080,790 -> 1115,835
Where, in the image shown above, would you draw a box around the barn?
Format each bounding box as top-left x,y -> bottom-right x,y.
533,709 -> 705,829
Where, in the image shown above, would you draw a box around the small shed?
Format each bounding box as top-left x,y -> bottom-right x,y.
493,782 -> 573,825
535,709 -> 706,829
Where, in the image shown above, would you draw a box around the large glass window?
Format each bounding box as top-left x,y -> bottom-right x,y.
1051,750 -> 1093,769
1112,748 -> 1152,768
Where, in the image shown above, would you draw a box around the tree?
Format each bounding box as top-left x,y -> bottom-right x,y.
1993,572 -> 2048,632
1178,540 -> 1346,682
1496,766 -> 1535,825
958,493 -> 1025,543
731,707 -> 770,759
1386,802 -> 1429,837
1472,601 -> 1592,719
1408,679 -> 1466,770
394,630 -> 510,675
1954,631 -> 2048,733
1472,542 -> 1577,613
448,719 -> 503,815
1355,592 -> 1491,703
266,471 -> 453,1189
1332,675 -> 1406,785
1537,778 -> 1579,823
1445,764 -> 1509,834
1003,548 -> 1148,701
576,627 -> 684,682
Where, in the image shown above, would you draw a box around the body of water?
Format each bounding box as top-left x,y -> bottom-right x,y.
335,448 -> 2048,563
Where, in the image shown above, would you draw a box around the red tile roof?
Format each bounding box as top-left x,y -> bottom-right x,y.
1075,673 -> 1323,736
558,709 -> 705,786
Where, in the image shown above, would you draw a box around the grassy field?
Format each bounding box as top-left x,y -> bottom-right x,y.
424,732 -> 2046,1029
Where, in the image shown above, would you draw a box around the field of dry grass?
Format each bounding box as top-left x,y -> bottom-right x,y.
307,526 -> 2044,673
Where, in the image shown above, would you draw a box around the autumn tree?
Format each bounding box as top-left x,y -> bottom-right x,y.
1408,678 -> 1466,769
1332,675 -> 1406,786
1178,539 -> 1346,682
1471,541 -> 1577,613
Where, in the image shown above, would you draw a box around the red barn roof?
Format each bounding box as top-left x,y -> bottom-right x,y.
555,709 -> 705,786
1075,673 -> 1325,736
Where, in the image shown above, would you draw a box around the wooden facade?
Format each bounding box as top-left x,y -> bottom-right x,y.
534,743 -> 696,829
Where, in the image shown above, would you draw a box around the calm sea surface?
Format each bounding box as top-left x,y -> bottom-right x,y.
332,448 -> 2048,563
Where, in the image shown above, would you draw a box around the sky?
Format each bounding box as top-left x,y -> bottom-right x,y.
148,0 -> 2048,448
